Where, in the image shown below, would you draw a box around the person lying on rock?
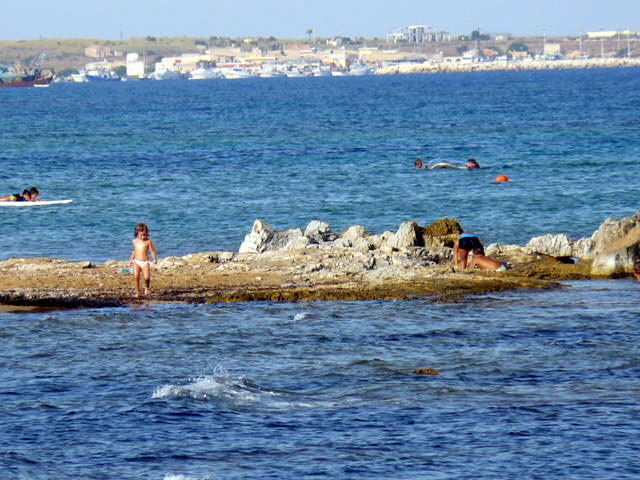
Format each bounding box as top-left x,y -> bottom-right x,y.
470,247 -> 509,272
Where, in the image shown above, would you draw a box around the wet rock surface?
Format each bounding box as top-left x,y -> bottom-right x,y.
1,214 -> 636,310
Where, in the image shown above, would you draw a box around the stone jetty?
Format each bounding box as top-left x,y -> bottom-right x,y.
1,213 -> 639,311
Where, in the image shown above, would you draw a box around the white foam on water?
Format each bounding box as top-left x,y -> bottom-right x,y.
293,311 -> 309,321
152,365 -> 335,410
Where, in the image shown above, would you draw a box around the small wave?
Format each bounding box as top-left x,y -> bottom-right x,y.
293,311 -> 309,321
152,366 -> 332,410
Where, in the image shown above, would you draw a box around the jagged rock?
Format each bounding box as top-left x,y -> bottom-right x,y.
591,253 -> 631,277
219,252 -> 235,262
158,256 -> 187,269
589,213 -> 640,276
422,218 -> 463,248
590,213 -> 640,253
392,221 -> 424,249
370,232 -> 394,251
333,225 -> 374,250
304,221 -> 338,244
526,234 -> 574,257
239,219 -> 305,253
571,238 -> 594,259
73,261 -> 93,269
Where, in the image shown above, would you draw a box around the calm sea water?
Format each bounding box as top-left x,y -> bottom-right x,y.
1,69 -> 640,479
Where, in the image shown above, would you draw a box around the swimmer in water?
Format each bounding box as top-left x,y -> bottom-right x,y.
414,158 -> 423,169
466,158 -> 479,169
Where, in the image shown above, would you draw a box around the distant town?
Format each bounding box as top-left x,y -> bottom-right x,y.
1,26 -> 639,81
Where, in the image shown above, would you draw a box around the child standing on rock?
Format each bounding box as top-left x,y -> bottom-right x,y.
128,223 -> 158,297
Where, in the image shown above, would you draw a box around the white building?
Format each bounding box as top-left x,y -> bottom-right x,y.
126,53 -> 145,79
387,25 -> 451,44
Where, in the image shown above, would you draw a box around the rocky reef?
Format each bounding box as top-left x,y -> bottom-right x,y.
1,213 -> 638,310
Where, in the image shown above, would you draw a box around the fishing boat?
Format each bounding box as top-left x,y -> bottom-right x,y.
0,52 -> 55,88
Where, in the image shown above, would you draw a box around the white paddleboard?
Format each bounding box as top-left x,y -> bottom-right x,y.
0,199 -> 73,207
426,162 -> 467,170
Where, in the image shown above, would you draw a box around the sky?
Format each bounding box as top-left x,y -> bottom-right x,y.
3,0 -> 639,40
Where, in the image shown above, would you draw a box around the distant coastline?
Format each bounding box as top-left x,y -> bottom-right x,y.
2,33 -> 639,80
375,57 -> 640,75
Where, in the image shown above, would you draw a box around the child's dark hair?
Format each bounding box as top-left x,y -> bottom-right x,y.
29,187 -> 39,195
134,223 -> 149,238
472,246 -> 485,255
22,189 -> 31,196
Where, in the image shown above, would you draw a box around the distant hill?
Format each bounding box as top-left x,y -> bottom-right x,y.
0,34 -> 634,72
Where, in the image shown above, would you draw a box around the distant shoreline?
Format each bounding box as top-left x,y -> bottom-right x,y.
375,57 -> 640,75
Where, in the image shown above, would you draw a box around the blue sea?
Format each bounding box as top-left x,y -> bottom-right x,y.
1,69 -> 640,479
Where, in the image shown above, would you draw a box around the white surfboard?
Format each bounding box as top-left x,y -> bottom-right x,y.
0,199 -> 73,207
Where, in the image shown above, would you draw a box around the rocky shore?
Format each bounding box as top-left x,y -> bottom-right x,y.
1,214 -> 638,311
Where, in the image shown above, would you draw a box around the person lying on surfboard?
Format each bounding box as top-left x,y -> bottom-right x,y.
0,187 -> 38,202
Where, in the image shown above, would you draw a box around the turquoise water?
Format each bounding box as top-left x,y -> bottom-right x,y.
1,69 -> 640,479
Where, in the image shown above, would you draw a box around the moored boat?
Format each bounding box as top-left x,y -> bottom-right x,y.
0,53 -> 55,88
85,69 -> 121,82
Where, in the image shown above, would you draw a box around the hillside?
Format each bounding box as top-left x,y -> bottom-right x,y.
0,35 -> 634,73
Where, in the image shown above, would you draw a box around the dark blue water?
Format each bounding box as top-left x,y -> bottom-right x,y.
1,69 -> 640,479
1,69 -> 639,261
1,281 -> 639,479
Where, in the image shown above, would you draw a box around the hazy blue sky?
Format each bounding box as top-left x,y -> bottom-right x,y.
4,0 -> 638,40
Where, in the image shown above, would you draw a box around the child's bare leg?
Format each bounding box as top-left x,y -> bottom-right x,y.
133,264 -> 142,297
143,264 -> 151,295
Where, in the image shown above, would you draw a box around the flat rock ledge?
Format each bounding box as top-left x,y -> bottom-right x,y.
2,212 -> 638,311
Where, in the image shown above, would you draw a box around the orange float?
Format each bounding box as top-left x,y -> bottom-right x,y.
494,175 -> 509,183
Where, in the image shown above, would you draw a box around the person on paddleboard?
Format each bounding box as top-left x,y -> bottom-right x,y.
0,187 -> 38,202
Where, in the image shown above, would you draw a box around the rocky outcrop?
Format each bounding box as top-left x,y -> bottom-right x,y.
2,213 -> 639,310
526,234 -> 575,257
239,220 -> 307,253
589,213 -> 640,276
240,217 -> 464,257
521,212 -> 640,277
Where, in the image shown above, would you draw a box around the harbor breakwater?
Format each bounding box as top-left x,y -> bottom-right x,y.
375,57 -> 640,75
